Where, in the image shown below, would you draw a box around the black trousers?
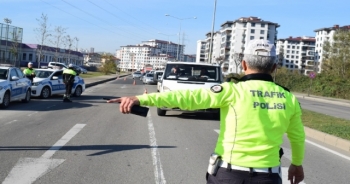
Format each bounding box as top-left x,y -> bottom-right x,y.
65,82 -> 73,97
207,167 -> 282,184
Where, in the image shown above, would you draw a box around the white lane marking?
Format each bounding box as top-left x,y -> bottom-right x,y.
121,85 -> 126,89
41,123 -> 86,159
147,113 -> 166,184
27,111 -> 38,116
306,139 -> 350,161
213,129 -> 306,184
3,124 -> 86,184
46,105 -> 56,109
4,120 -> 17,125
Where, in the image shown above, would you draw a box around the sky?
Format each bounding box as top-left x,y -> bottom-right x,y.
1,0 -> 350,55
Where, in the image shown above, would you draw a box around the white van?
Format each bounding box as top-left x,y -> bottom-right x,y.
157,62 -> 223,117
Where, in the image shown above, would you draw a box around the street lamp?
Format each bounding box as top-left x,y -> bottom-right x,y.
158,32 -> 177,58
165,14 -> 196,61
208,0 -> 217,64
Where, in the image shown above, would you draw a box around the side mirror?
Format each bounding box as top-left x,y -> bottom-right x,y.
11,76 -> 19,81
52,76 -> 59,80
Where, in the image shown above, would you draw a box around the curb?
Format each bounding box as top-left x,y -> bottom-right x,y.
85,74 -> 130,88
294,94 -> 350,107
305,126 -> 350,153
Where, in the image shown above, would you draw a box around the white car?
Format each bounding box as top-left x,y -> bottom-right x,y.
0,66 -> 32,108
31,69 -> 85,99
142,73 -> 156,85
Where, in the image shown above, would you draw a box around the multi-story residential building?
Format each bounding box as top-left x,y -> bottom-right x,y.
314,24 -> 350,73
140,39 -> 184,61
276,36 -> 316,75
204,31 -> 221,63
200,16 -> 279,73
196,40 -> 206,63
119,39 -> 182,71
183,54 -> 196,62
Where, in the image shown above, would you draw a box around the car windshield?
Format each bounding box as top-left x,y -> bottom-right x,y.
35,70 -> 53,78
0,69 -> 8,80
134,72 -> 141,74
163,64 -> 220,82
146,74 -> 154,77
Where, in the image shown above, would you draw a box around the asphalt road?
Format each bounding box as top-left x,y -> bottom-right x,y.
297,97 -> 350,120
0,76 -> 349,184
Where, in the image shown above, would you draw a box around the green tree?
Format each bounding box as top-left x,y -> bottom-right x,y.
99,54 -> 117,74
322,29 -> 350,78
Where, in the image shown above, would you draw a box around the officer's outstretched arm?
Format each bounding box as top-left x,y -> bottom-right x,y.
136,83 -> 234,110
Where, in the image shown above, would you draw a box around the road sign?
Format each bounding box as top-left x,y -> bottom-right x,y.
309,72 -> 316,79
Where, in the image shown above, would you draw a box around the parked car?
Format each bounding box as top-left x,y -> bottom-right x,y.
0,65 -> 32,108
132,71 -> 142,79
31,69 -> 85,99
142,73 -> 156,85
139,73 -> 146,81
76,65 -> 87,74
48,62 -> 68,70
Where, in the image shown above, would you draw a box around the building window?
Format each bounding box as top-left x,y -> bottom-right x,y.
251,29 -> 255,33
251,23 -> 255,27
29,54 -> 33,61
292,46 -> 295,49
250,36 -> 254,40
260,37 -> 264,39
23,53 -> 27,60
260,30 -> 265,34
261,23 -> 265,28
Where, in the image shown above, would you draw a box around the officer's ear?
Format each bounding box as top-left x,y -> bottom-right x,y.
242,60 -> 248,71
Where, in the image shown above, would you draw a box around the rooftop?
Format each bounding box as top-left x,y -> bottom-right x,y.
314,24 -> 350,32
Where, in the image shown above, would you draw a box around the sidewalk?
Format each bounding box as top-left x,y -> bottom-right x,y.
81,75 -> 350,153
292,92 -> 350,107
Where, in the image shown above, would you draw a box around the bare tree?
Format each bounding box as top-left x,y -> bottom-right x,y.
34,13 -> 51,68
9,28 -> 22,67
50,26 -> 67,63
232,53 -> 244,74
63,35 -> 76,64
215,56 -> 225,65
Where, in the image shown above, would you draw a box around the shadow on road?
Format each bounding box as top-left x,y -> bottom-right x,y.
0,144 -> 177,156
165,112 -> 219,121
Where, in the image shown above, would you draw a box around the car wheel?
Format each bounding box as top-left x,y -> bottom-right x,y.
157,108 -> 166,116
74,86 -> 82,97
41,86 -> 51,99
0,91 -> 10,108
22,89 -> 31,103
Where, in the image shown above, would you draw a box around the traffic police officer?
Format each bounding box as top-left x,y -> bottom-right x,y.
107,39 -> 306,184
62,64 -> 77,102
23,62 -> 36,84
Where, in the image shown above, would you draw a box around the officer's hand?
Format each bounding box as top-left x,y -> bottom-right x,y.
288,164 -> 304,184
107,96 -> 140,114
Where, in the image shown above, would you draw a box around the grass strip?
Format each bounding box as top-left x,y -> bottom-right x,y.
302,109 -> 350,141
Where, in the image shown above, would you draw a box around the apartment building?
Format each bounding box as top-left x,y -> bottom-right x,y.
119,39 -> 182,71
199,16 -> 279,73
196,40 -> 206,63
276,36 -> 316,75
314,24 -> 350,73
